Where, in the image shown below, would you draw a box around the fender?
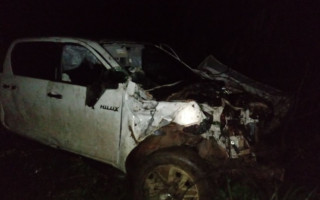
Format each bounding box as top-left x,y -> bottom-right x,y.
125,123 -> 203,173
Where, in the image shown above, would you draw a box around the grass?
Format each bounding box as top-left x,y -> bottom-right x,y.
0,129 -> 318,200
215,177 -> 318,200
0,131 -> 130,200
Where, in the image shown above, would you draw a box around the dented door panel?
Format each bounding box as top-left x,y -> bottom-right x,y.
48,81 -> 123,166
2,76 -> 52,142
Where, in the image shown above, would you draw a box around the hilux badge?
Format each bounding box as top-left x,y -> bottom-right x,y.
100,105 -> 119,112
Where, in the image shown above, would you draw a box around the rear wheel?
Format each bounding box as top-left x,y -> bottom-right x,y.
131,147 -> 212,200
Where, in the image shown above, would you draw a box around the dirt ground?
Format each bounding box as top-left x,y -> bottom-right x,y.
1,126 -> 319,200
0,129 -> 130,200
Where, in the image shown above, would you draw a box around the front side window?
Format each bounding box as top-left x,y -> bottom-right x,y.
61,45 -> 106,86
11,42 -> 61,80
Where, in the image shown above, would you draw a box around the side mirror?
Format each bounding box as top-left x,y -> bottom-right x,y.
102,70 -> 127,84
85,69 -> 128,108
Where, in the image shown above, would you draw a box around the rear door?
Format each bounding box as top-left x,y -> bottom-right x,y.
3,42 -> 61,142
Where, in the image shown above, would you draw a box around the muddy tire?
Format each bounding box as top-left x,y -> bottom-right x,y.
131,147 -> 212,200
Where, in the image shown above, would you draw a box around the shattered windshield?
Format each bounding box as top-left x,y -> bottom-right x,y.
101,43 -> 198,90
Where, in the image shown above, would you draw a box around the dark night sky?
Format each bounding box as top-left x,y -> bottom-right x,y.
1,0 -> 319,92
1,1 -> 320,190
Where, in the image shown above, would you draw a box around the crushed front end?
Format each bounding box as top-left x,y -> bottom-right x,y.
101,42 -> 290,181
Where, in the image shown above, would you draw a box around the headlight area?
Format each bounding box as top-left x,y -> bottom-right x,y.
137,100 -> 254,162
152,100 -> 255,161
173,102 -> 206,126
137,102 -> 282,182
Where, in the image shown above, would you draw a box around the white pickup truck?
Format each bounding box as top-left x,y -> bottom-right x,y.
0,37 -> 290,200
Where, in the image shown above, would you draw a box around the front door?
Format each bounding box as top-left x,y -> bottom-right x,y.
48,44 -> 123,165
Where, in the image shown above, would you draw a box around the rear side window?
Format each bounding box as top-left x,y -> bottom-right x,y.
11,42 -> 61,80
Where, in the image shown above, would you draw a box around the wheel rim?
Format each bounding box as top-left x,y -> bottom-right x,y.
143,164 -> 200,200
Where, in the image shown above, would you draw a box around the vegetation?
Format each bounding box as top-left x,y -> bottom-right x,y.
215,178 -> 317,200
0,131 -> 318,200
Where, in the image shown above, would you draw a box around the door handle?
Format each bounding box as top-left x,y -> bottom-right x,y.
47,92 -> 62,99
2,84 -> 10,89
2,84 -> 16,90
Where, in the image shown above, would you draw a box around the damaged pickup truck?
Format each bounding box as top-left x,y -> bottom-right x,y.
0,37 -> 290,200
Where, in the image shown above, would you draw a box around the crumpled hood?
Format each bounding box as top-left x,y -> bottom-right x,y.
152,101 -> 205,127
193,55 -> 292,134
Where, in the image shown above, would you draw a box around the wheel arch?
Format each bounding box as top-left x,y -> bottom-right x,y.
129,145 -> 213,200
125,135 -> 206,175
125,123 -> 210,174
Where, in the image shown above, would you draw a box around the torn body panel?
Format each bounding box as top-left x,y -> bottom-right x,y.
120,80 -> 267,171
196,55 -> 291,135
100,43 -> 290,172
119,81 -> 206,170
120,57 -> 290,174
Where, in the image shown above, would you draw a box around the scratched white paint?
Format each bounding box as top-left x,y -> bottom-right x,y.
0,38 -> 126,169
0,37 -> 289,173
0,38 -> 208,172
117,81 -> 207,171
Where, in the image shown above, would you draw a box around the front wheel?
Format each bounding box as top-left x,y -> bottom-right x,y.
131,147 -> 212,200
